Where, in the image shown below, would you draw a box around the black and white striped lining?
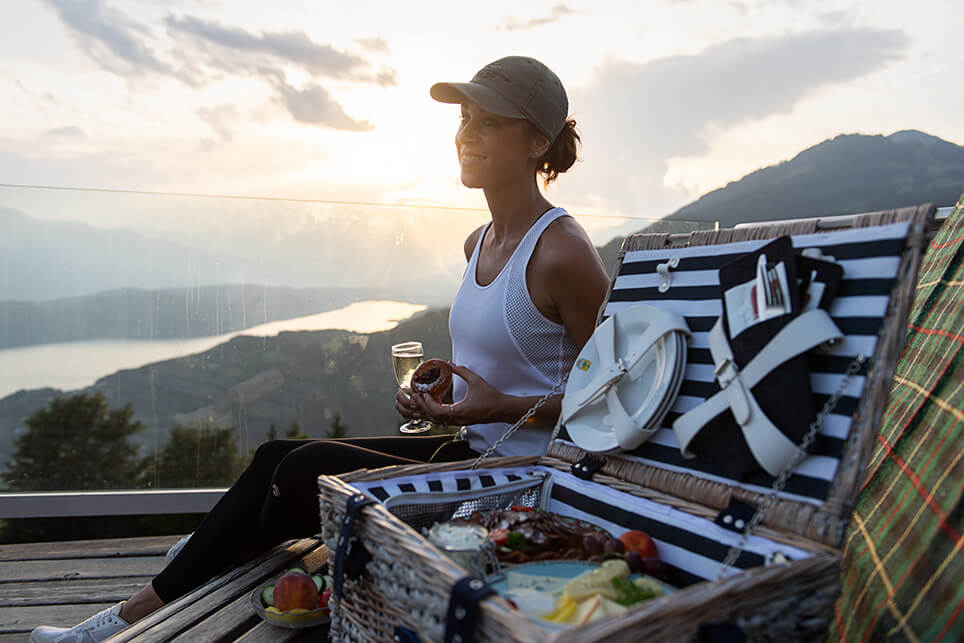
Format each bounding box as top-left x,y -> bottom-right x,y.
351,465 -> 813,584
351,467 -> 544,503
544,468 -> 813,583
561,221 -> 910,506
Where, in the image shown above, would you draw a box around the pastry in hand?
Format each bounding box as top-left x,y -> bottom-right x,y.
411,359 -> 452,402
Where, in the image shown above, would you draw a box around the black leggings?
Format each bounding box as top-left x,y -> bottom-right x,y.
152,435 -> 477,603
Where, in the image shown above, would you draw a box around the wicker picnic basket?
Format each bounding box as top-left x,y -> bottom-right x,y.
318,204 -> 935,642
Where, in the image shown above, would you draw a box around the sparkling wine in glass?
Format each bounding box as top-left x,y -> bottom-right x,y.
392,341 -> 431,434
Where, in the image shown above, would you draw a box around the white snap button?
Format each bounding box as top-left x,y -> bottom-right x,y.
722,515 -> 733,524
735,519 -> 745,529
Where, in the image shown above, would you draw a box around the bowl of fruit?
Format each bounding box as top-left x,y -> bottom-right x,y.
251,566 -> 333,628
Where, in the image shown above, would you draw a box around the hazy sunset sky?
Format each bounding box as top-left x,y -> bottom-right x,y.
1,0 -> 961,225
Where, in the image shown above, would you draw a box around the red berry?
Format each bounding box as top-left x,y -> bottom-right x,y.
318,588 -> 331,610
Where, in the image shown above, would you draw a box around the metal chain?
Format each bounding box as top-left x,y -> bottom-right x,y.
470,374 -> 570,470
716,352 -> 867,578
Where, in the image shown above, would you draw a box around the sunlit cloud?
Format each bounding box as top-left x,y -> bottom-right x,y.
498,5 -> 576,31
41,126 -> 86,139
43,0 -> 173,77
40,0 -> 392,131
196,105 -> 239,142
274,80 -> 374,131
355,37 -> 391,55
164,15 -> 391,83
565,27 -> 909,219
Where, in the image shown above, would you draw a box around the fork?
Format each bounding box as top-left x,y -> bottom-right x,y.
756,254 -> 787,319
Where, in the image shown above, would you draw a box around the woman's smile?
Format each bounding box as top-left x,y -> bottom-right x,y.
460,151 -> 487,164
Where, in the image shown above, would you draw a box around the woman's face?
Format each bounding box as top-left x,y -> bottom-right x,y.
455,101 -> 546,190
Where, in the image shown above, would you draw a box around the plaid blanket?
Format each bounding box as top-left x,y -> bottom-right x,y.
830,193 -> 964,642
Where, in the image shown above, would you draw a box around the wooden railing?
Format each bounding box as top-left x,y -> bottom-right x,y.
0,489 -> 226,518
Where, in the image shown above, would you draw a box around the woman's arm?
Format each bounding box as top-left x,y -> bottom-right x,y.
414,216 -> 610,429
395,225 -> 486,422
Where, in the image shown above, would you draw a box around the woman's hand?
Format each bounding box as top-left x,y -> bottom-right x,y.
413,363 -> 504,426
394,388 -> 421,420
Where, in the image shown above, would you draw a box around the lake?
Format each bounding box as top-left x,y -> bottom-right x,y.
0,300 -> 427,398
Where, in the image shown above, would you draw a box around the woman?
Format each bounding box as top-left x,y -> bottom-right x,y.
30,55 -> 609,642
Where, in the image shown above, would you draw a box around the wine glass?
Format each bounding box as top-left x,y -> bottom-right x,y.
392,341 -> 431,434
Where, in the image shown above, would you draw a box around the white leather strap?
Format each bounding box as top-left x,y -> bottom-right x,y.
710,320 -> 752,425
673,309 -> 843,476
567,316 -> 622,409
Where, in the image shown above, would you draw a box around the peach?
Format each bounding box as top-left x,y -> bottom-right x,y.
273,570 -> 318,611
619,530 -> 658,559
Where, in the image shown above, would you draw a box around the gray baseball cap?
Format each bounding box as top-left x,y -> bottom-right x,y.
431,56 -> 568,142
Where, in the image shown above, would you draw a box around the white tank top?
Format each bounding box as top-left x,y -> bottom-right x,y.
449,207 -> 579,457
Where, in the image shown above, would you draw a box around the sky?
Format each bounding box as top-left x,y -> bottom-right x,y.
0,0 -> 961,230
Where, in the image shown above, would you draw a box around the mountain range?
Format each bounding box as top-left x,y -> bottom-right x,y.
1,129 -> 962,479
0,204 -> 466,305
597,130 -> 964,267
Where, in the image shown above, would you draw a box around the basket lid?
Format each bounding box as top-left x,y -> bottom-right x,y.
547,205 -> 936,548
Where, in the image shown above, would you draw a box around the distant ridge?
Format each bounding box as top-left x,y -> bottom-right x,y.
597,130 -> 964,268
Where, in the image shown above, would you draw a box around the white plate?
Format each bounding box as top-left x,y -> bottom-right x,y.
645,334 -> 687,430
564,305 -> 688,453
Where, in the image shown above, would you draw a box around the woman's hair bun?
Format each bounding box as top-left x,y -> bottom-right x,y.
538,118 -> 580,187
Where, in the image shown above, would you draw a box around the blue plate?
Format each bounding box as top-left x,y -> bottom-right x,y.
489,560 -> 671,630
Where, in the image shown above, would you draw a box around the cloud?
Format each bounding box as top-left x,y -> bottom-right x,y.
355,37 -> 391,55
41,126 -> 86,138
564,28 -> 908,219
274,80 -> 374,131
42,0 -> 392,131
196,105 -> 239,142
499,5 -> 576,31
164,16 -> 382,81
43,0 -> 172,77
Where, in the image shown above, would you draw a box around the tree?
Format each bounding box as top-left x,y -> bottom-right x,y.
327,412 -> 349,439
285,421 -> 309,439
3,393 -> 144,491
140,424 -> 245,489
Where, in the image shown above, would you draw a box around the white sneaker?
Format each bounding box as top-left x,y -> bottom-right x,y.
165,532 -> 193,565
29,602 -> 129,642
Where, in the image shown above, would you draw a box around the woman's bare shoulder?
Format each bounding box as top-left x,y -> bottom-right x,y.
463,225 -> 486,261
538,215 -> 603,268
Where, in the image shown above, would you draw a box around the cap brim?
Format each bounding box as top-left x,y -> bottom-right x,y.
430,82 -> 526,120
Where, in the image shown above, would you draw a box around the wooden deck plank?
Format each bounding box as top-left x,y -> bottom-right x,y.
110,538 -> 324,642
0,602 -> 117,635
0,556 -> 164,582
3,535 -> 330,641
169,544 -> 329,643
240,625 -> 330,642
1,537 -> 177,635
0,536 -> 180,561
0,577 -> 153,607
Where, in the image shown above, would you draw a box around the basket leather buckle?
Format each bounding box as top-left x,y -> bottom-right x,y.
571,454 -> 606,480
